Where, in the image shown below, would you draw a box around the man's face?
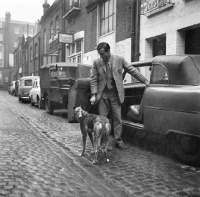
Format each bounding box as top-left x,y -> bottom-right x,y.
98,48 -> 110,62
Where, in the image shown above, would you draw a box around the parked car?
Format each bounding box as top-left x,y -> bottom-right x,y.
8,83 -> 11,94
40,62 -> 92,122
18,76 -> 40,103
29,78 -> 44,109
10,80 -> 16,96
14,80 -> 19,96
120,55 -> 200,165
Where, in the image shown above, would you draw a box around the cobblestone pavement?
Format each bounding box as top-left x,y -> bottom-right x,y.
1,91 -> 200,197
0,91 -> 130,197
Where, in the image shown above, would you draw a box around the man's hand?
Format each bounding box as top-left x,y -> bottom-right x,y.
145,81 -> 150,87
90,94 -> 96,105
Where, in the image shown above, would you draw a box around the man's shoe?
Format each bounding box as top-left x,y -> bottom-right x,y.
115,142 -> 128,150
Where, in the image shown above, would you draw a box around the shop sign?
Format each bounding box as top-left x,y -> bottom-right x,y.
141,0 -> 170,15
58,33 -> 73,44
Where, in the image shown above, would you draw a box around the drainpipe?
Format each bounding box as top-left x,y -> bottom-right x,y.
123,0 -> 141,79
131,0 -> 141,62
61,0 -> 66,62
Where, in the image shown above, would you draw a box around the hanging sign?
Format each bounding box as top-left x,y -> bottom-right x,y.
58,33 -> 73,44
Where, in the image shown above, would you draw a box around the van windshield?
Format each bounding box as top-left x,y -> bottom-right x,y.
24,80 -> 32,86
58,67 -> 77,78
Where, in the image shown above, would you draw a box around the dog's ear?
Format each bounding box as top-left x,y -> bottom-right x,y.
73,106 -> 76,109
80,105 -> 85,110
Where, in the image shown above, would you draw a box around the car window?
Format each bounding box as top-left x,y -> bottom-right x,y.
151,64 -> 169,85
77,66 -> 92,78
50,70 -> 58,79
58,67 -> 77,78
24,79 -> 32,86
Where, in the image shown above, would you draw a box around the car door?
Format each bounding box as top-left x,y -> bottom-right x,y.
143,63 -> 170,135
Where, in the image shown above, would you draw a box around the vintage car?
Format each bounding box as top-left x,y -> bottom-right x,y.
40,62 -> 92,123
121,55 -> 200,165
29,78 -> 44,109
18,76 -> 40,103
10,80 -> 16,95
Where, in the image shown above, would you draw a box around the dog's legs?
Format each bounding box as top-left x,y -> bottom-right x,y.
81,133 -> 87,156
88,133 -> 94,148
92,123 -> 100,164
92,134 -> 98,164
103,137 -> 110,163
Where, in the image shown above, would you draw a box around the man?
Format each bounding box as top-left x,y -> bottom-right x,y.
90,42 -> 149,150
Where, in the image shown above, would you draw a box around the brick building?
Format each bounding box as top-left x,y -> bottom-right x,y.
40,0 -> 64,65
140,0 -> 200,79
63,0 -> 88,64
84,0 -> 141,83
1,12 -> 36,88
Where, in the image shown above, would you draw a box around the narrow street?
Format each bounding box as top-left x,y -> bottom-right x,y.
0,90 -> 200,197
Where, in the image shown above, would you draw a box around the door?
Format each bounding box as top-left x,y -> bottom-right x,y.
50,69 -> 59,102
143,63 -> 170,135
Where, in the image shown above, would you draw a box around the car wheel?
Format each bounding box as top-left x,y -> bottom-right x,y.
38,97 -> 44,109
175,134 -> 200,165
30,96 -> 34,106
45,96 -> 54,115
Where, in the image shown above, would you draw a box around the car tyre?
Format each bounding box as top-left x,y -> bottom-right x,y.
38,97 -> 44,109
175,134 -> 200,165
45,96 -> 54,115
30,96 -> 34,106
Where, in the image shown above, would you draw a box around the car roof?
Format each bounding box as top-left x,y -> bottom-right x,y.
152,55 -> 200,85
40,62 -> 91,69
20,76 -> 40,80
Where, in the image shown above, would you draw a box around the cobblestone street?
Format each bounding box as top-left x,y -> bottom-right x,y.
0,90 -> 200,197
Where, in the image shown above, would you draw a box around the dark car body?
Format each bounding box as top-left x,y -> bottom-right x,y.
40,62 -> 92,122
122,55 -> 200,165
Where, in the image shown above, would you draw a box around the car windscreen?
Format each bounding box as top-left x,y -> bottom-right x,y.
58,67 -> 77,78
24,79 -> 32,86
77,65 -> 92,78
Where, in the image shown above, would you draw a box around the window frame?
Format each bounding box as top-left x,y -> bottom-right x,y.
15,27 -> 20,34
50,22 -> 54,39
150,63 -> 169,85
55,16 -> 59,35
100,0 -> 115,36
0,34 -> 3,41
67,39 -> 82,63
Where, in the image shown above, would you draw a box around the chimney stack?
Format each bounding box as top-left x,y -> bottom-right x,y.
43,0 -> 50,14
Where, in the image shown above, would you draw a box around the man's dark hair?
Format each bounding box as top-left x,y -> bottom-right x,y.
96,42 -> 110,52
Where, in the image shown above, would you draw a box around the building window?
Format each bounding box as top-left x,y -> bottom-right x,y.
55,16 -> 59,35
70,0 -> 80,8
100,0 -> 115,36
50,22 -> 54,39
14,42 -> 17,48
15,27 -> 20,34
0,34 -> 3,41
0,22 -> 2,28
44,29 -> 47,54
0,45 -> 2,52
68,39 -> 82,63
26,49 -> 28,62
35,43 -> 38,58
29,29 -> 34,36
30,47 -> 33,61
0,60 -> 3,67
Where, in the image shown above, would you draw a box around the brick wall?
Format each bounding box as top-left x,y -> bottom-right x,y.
85,8 -> 98,53
116,0 -> 132,43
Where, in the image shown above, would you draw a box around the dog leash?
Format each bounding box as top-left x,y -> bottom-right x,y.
86,104 -> 93,113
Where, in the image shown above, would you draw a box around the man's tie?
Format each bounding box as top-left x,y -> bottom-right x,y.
106,62 -> 112,89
